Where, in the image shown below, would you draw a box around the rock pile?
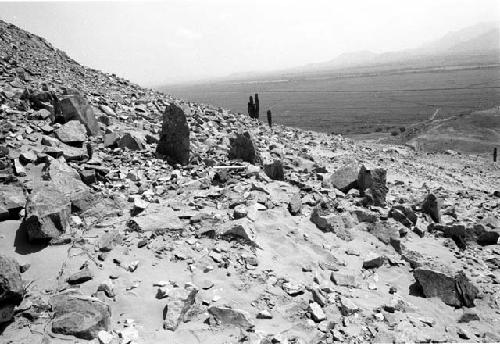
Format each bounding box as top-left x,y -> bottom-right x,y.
0,19 -> 499,344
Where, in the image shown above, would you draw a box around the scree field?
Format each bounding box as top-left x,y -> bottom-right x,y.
166,67 -> 500,136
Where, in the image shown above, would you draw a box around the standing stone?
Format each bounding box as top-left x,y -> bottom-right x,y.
156,103 -> 190,165
51,294 -> 111,340
57,95 -> 100,136
163,287 -> 198,331
228,132 -> 259,164
55,120 -> 88,146
0,254 -> 23,324
23,182 -> 71,242
422,194 -> 440,223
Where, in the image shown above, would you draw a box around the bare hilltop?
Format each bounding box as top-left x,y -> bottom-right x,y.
0,19 -> 499,344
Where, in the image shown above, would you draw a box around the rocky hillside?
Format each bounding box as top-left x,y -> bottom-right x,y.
1,19 -> 500,344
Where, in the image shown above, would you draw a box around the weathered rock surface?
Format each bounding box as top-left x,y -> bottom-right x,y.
128,204 -> 183,233
0,184 -> 26,220
208,306 -> 254,330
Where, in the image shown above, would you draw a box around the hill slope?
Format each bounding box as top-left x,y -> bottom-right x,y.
1,19 -> 500,344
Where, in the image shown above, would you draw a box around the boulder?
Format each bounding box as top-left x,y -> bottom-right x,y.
0,183 -> 26,220
55,120 -> 88,146
0,254 -> 24,323
362,252 -> 386,269
163,287 -> 198,331
413,268 -> 478,307
23,182 -> 71,242
228,131 -> 259,164
389,205 -> 417,227
263,160 -> 284,180
156,103 -> 190,165
57,95 -> 100,136
51,293 -> 111,340
44,158 -> 93,212
308,302 -> 326,322
323,161 -> 359,192
208,306 -> 254,330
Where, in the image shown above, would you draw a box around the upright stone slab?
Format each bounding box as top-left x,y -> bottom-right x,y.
156,103 -> 190,165
57,95 -> 100,136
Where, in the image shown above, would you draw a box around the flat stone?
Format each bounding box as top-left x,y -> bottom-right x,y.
208,306 -> 254,330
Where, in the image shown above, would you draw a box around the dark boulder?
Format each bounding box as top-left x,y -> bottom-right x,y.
323,161 -> 359,192
263,160 -> 284,180
413,268 -> 478,308
422,194 -> 441,223
228,131 -> 259,164
156,103 -> 190,165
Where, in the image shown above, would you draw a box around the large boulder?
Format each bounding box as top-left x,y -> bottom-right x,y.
228,131 -> 259,164
44,158 -> 93,212
358,166 -> 388,206
413,268 -> 478,307
0,183 -> 26,220
57,95 -> 100,136
156,103 -> 190,165
0,254 -> 23,324
55,120 -> 88,146
23,182 -> 71,242
51,293 -> 111,340
219,218 -> 259,247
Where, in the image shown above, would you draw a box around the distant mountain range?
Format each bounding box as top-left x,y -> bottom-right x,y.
292,22 -> 500,73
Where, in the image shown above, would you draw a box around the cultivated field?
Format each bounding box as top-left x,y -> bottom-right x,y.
166,66 -> 500,136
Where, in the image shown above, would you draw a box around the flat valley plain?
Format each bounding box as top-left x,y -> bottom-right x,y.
165,65 -> 500,137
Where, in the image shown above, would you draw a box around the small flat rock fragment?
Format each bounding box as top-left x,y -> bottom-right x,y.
362,252 -> 386,269
66,267 -> 94,285
256,310 -> 273,319
309,302 -> 326,322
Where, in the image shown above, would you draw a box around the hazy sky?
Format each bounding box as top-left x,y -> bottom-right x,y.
0,1 -> 499,86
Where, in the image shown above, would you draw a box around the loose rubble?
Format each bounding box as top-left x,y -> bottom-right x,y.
0,19 -> 499,344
